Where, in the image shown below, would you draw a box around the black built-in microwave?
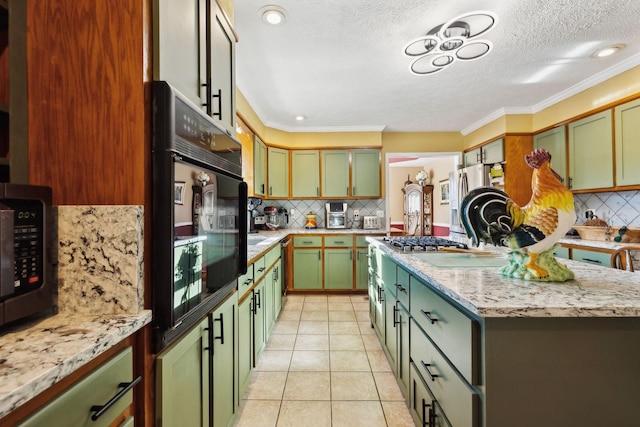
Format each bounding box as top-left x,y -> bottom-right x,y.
152,81 -> 247,352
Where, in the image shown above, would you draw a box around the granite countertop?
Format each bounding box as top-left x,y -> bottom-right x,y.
558,237 -> 640,250
368,238 -> 640,319
0,310 -> 151,418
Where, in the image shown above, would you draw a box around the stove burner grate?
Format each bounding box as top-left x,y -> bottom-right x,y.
383,236 -> 468,252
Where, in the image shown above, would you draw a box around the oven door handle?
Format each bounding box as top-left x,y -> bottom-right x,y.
238,181 -> 248,275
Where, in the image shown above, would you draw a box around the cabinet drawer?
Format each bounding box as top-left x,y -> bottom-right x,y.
410,277 -> 478,384
264,245 -> 281,268
254,255 -> 267,278
395,266 -> 410,309
238,264 -> 255,297
293,236 -> 322,247
325,235 -> 352,247
572,248 -> 611,267
20,347 -> 135,427
355,236 -> 370,247
409,362 -> 452,427
410,322 -> 479,427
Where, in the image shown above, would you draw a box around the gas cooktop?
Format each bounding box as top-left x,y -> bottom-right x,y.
383,236 -> 468,252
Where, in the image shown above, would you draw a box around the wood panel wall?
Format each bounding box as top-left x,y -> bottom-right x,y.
26,0 -> 149,205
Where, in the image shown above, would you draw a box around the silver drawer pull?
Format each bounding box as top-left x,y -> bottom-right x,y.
421,361 -> 439,381
420,309 -> 438,324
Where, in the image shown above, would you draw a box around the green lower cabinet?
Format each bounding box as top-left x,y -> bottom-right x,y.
156,320 -> 209,427
355,248 -> 369,290
383,287 -> 398,371
572,248 -> 611,267
397,302 -> 410,399
273,260 -> 283,319
212,294 -> 238,427
237,295 -> 253,400
253,281 -> 267,362
293,249 -> 323,289
324,248 -> 354,289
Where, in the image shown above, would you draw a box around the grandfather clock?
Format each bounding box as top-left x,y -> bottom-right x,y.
402,183 -> 434,236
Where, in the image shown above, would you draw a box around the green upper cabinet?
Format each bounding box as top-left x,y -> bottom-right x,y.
614,98 -> 640,187
254,136 -> 267,197
534,126 -> 567,185
483,138 -> 504,164
153,0 -> 236,135
291,150 -> 320,198
352,149 -> 381,198
267,147 -> 289,198
322,150 -> 350,198
568,110 -> 613,190
208,0 -> 236,135
464,148 -> 481,167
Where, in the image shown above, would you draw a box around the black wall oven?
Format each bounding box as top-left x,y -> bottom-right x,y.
152,81 -> 247,352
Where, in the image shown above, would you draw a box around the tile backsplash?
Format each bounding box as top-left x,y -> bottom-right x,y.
266,198 -> 386,229
574,190 -> 640,226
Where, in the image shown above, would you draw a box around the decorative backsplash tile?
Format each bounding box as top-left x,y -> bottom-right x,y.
270,198 -> 386,229
574,190 -> 640,226
56,206 -> 144,315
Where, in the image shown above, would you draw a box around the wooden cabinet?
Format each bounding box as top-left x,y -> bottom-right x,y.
291,150 -> 320,198
402,184 -> 433,236
352,149 -> 381,197
267,147 -> 289,198
19,347 -> 137,427
1,0 -> 27,183
614,98 -> 640,187
322,150 -> 350,197
568,110 -> 613,190
464,139 -> 504,167
153,0 -> 236,135
253,136 -> 267,197
534,126 -> 567,185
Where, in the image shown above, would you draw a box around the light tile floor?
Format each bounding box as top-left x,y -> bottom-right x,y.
234,294 -> 415,427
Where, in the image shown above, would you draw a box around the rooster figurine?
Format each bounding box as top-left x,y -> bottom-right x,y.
460,148 -> 575,281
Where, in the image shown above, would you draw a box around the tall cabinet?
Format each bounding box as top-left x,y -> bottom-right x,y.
402,184 -> 433,236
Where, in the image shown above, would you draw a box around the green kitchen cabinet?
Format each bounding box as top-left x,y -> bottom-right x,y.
383,284 -> 398,371
322,150 -> 350,197
482,138 -> 504,164
253,280 -> 267,362
324,248 -> 354,289
19,348 -> 135,427
396,302 -> 410,399
464,147 -> 482,167
211,293 -> 238,427
571,248 -> 611,267
534,126 -> 567,185
272,260 -> 283,323
355,248 -> 369,290
153,0 -> 236,135
568,110 -> 613,190
237,294 -> 253,400
291,150 -> 320,197
614,98 -> 640,186
293,248 -> 323,289
156,318 -> 209,427
254,136 -> 267,196
267,147 -> 289,198
352,149 -> 381,197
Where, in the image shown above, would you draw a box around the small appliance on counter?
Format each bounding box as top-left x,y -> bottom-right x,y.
326,202 -> 347,229
247,196 -> 262,233
263,206 -> 288,230
0,183 -> 55,327
305,212 -> 317,229
363,215 -> 380,230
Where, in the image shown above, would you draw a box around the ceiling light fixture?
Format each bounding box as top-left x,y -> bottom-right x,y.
403,11 -> 498,75
260,5 -> 287,26
592,44 -> 625,58
294,115 -> 306,121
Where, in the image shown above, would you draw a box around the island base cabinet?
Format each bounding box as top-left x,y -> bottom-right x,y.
409,362 -> 452,427
483,317 -> 640,427
18,347 -> 136,427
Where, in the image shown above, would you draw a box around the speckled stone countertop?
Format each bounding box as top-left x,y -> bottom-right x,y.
558,237 -> 640,250
368,238 -> 640,319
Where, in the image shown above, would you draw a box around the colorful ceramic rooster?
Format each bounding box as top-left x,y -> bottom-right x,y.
461,148 -> 575,279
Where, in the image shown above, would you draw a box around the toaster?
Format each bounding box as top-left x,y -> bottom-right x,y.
363,216 -> 380,229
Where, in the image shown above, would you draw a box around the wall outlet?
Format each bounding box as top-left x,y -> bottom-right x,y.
353,209 -> 360,217
376,210 -> 384,217
290,208 -> 296,218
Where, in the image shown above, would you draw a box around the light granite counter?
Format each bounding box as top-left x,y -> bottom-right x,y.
368,238 -> 640,318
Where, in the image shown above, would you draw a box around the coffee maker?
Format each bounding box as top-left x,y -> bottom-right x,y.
247,197 -> 262,233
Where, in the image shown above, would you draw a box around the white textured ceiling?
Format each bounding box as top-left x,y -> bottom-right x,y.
234,0 -> 640,133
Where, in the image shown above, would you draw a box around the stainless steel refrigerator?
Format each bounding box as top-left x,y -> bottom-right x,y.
449,164 -> 492,236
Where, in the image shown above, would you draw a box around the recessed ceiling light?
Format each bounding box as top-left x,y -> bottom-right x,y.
260,5 -> 286,26
295,115 -> 306,121
592,44 -> 625,58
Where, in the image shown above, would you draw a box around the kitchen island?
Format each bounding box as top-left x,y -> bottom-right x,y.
367,237 -> 640,427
